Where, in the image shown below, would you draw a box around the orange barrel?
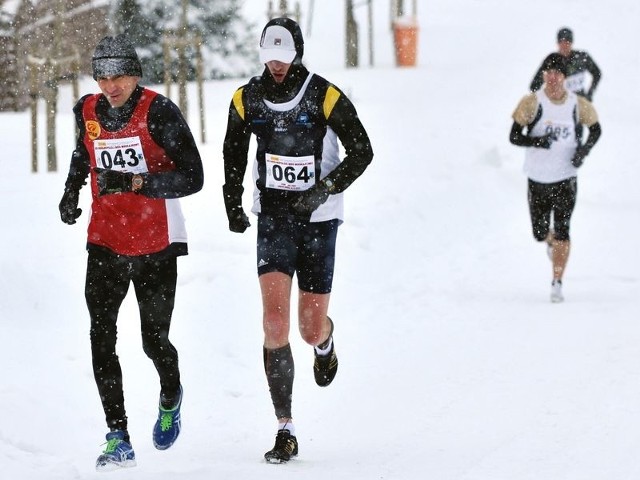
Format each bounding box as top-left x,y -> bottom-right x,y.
393,16 -> 418,67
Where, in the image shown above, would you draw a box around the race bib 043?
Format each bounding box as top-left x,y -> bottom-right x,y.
93,136 -> 149,174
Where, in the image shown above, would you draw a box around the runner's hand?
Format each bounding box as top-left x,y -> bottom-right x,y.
59,189 -> 82,224
571,146 -> 589,168
228,207 -> 251,233
292,182 -> 330,215
95,168 -> 134,196
532,134 -> 553,149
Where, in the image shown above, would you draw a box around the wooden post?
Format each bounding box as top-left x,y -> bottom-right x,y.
28,53 -> 77,174
45,58 -> 58,172
177,38 -> 188,117
390,0 -> 405,28
195,33 -> 206,144
345,0 -> 358,68
368,0 -> 374,66
71,53 -> 80,104
29,61 -> 38,173
178,0 -> 188,116
307,0 -> 314,34
163,32 -> 172,99
163,29 -> 205,140
47,0 -> 64,172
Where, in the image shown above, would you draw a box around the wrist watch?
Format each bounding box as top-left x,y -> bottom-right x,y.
132,174 -> 144,192
322,178 -> 335,193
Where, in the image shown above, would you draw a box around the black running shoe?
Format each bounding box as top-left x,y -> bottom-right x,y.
314,339 -> 338,387
264,429 -> 298,464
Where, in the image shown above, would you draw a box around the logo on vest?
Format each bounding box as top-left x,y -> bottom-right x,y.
86,120 -> 101,141
274,119 -> 287,133
296,112 -> 311,126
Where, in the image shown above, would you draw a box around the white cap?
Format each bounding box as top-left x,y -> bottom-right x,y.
259,25 -> 297,64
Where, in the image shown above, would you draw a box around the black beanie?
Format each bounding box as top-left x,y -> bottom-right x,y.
542,53 -> 568,76
92,35 -> 143,80
557,27 -> 573,43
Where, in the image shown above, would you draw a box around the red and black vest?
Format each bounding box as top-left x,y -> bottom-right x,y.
83,89 -> 187,256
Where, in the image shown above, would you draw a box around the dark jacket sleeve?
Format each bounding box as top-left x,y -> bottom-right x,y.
584,53 -> 601,98
63,95 -> 92,193
222,95 -> 252,213
143,96 -> 204,199
323,91 -> 374,193
582,122 -> 602,151
509,121 -> 544,147
510,121 -> 528,146
529,55 -> 551,92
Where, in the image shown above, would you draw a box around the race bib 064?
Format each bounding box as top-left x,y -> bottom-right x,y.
265,153 -> 315,191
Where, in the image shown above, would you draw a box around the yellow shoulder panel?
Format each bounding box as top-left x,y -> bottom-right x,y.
323,86 -> 341,120
512,93 -> 538,126
232,88 -> 245,121
577,95 -> 599,126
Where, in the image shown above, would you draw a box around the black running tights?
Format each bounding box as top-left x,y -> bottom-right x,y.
85,250 -> 181,432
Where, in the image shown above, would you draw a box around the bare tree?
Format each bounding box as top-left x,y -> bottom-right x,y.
345,0 -> 358,68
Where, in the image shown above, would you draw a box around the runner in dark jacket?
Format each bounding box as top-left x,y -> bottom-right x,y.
530,27 -> 601,101
222,17 -> 373,465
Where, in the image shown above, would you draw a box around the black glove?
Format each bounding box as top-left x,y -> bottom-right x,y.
228,207 -> 251,233
292,181 -> 330,215
571,146 -> 590,168
59,189 -> 82,225
223,184 -> 250,233
531,134 -> 553,149
95,168 -> 133,196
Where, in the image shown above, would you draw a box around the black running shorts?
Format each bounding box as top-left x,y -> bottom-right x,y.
528,177 -> 577,242
256,215 -> 340,294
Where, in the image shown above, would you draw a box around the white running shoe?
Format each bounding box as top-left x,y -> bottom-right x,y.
550,280 -> 564,303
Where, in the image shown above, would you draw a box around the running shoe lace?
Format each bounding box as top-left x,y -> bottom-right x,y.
160,411 -> 174,431
103,437 -> 120,454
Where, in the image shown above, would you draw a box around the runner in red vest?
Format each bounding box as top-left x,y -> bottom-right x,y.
58,34 -> 204,471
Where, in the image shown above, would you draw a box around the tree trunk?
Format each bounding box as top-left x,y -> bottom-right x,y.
345,0 -> 358,68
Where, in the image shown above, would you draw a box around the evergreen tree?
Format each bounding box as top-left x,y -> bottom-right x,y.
111,0 -> 258,84
113,0 -> 158,48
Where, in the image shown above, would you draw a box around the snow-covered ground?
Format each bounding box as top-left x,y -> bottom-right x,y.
1,0 -> 639,478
